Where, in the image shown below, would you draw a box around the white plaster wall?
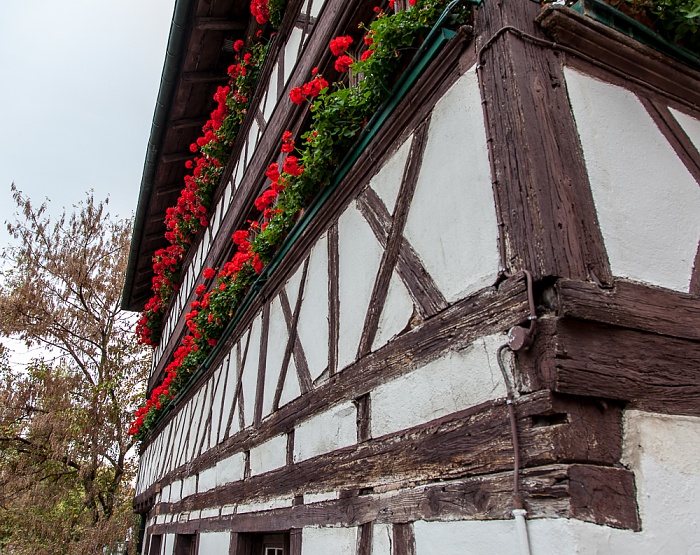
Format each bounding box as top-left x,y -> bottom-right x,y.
304,490 -> 339,504
370,134 -> 412,215
199,508 -> 218,519
565,67 -> 700,293
296,233 -> 330,382
293,401 -> 357,462
162,534 -> 175,555
197,531 -> 230,554
284,27 -> 303,83
372,270 -> 414,352
309,0 -> 326,18
670,106 -> 700,151
403,66 -> 500,303
242,314 -> 263,428
237,495 -> 293,513
181,475 -> 197,499
279,359 -> 302,408
220,349 -> 240,441
373,523 -> 392,555
209,361 -> 227,447
250,433 -> 287,476
337,202 -> 384,371
197,466 -> 216,493
216,452 -> 245,486
263,296 -> 289,418
371,333 -> 506,437
169,479 -> 182,504
302,526 -> 358,555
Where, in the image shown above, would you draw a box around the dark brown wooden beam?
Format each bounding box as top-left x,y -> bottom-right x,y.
170,117 -> 208,131
194,17 -> 247,32
519,317 -> 700,416
138,389 -> 622,511
181,71 -> 229,84
476,0 -> 611,284
556,278 -> 700,341
162,151 -> 195,164
145,463 -> 639,534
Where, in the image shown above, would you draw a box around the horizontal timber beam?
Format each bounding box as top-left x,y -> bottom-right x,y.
194,17 -> 247,32
556,278 -> 700,341
147,464 -> 639,534
519,316 -> 700,416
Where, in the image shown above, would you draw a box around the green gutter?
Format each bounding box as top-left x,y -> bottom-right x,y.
146,3 -> 468,438
121,0 -> 197,311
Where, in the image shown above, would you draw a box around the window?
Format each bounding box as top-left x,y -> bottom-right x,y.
235,532 -> 289,555
148,535 -> 162,555
174,533 -> 197,555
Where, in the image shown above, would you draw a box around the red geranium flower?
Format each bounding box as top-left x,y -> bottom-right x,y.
335,55 -> 353,73
330,35 -> 353,56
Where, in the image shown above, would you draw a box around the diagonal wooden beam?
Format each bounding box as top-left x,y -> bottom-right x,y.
357,188 -> 447,319
274,258 -> 311,409
328,223 -> 340,377
357,120 -> 431,357
279,271 -> 313,394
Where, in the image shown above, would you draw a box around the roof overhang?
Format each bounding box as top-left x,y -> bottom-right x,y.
122,0 -> 249,311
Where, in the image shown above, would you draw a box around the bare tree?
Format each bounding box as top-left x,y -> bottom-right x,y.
0,186 -> 148,554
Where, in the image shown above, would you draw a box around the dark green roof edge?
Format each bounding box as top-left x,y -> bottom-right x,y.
121,0 -> 196,311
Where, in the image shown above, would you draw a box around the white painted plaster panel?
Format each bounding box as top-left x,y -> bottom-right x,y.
279,359 -> 301,408
162,534 -> 175,555
237,495 -> 293,513
565,67 -> 700,292
304,490 -> 339,504
224,177 -> 233,207
194,382 -> 213,456
197,532 -> 230,554
209,363 -> 226,447
199,507 -> 220,519
250,433 -> 287,476
221,504 -> 235,516
670,106 -> 700,152
264,65 -> 279,120
284,28 -> 303,84
370,134 -> 412,215
186,391 -> 204,461
169,480 -> 182,503
310,0 -> 326,18
372,270 -> 414,352
294,401 -> 357,462
216,452 -> 245,486
220,349 -> 239,441
263,296 -> 289,418
161,483 -> 171,504
189,509 -> 201,521
285,257 -> 305,308
296,233 -> 329,381
373,523 -> 392,555
246,120 -> 260,166
337,202 -> 384,371
371,334 -> 506,437
403,67 -> 499,303
242,314 -> 263,428
302,526 -> 358,555
198,466 -> 216,493
181,474 -> 197,499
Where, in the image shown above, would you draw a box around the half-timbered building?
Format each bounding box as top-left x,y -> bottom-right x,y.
123,0 -> 700,553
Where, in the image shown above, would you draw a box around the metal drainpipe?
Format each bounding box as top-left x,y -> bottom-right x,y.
496,270 -> 537,555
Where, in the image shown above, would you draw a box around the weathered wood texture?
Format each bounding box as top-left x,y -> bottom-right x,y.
134,276 -> 530,506
393,523 -> 416,555
476,0 -> 611,284
154,391 -> 621,515
537,5 -> 700,109
146,463 -> 638,536
556,279 -> 700,341
519,317 -> 700,416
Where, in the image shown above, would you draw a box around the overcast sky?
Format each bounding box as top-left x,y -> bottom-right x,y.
0,0 -> 176,364
0,0 -> 176,232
